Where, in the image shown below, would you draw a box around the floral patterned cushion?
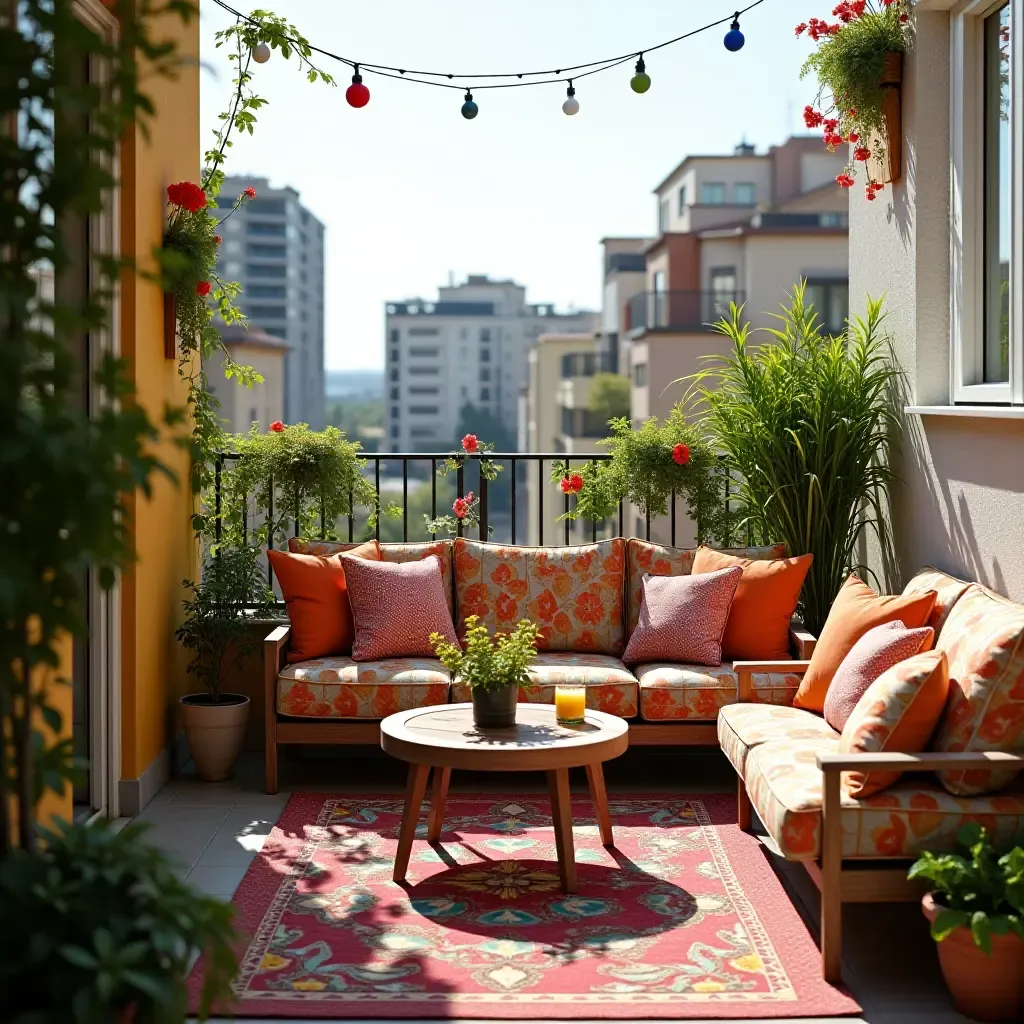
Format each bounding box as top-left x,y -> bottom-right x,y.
277,656 -> 450,719
745,738 -> 1024,861
636,663 -> 804,722
625,539 -> 788,636
718,703 -> 837,776
290,538 -> 455,615
902,567 -> 972,635
453,538 -> 626,655
931,584 -> 1024,795
450,653 -> 638,718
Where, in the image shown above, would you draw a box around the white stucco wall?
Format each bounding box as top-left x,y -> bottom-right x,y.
849,8 -> 1024,599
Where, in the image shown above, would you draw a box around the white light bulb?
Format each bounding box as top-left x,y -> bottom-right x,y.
252,42 -> 271,64
562,95 -> 579,116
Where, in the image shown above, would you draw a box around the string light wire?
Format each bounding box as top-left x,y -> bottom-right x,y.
211,0 -> 765,92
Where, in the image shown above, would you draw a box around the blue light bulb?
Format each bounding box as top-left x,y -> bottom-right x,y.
724,17 -> 745,52
461,89 -> 478,119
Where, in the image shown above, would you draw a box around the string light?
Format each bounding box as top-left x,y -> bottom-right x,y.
562,82 -> 579,116
724,14 -> 745,51
346,65 -> 370,107
218,0 -> 763,107
630,55 -> 651,94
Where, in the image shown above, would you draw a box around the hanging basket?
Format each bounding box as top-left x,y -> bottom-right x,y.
874,51 -> 903,185
163,290 -> 177,359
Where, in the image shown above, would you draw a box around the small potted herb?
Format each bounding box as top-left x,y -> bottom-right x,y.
431,615 -> 540,728
908,823 -> 1024,1022
175,545 -> 276,780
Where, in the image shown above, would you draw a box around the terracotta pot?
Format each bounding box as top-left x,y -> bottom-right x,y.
471,684 -> 517,729
880,50 -> 903,86
877,51 -> 903,184
180,693 -> 250,781
922,892 -> 1024,1022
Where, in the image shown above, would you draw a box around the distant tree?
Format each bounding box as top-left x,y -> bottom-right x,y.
588,373 -> 631,427
455,402 -> 516,453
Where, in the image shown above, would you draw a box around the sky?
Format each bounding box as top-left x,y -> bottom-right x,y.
199,0 -> 819,371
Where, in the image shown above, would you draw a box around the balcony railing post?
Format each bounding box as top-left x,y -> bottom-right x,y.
510,457 -> 517,544
266,473 -> 274,584
456,463 -> 464,539
374,459 -> 380,542
478,462 -> 488,541
214,455 -> 222,558
402,458 -> 409,543
537,459 -> 544,545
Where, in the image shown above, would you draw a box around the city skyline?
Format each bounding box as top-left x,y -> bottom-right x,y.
199,0 -> 825,371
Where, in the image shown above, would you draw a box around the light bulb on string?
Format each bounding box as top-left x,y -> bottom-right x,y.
251,41 -> 271,64
724,14 -> 745,51
630,55 -> 651,94
461,89 -> 478,119
562,81 -> 579,116
346,65 -> 370,108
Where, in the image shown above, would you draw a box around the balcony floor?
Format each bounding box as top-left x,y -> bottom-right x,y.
133,747 -> 971,1024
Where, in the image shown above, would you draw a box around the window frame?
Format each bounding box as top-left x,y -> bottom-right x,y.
951,0 -> 1022,404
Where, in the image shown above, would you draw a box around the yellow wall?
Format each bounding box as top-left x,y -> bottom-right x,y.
119,5 -> 199,781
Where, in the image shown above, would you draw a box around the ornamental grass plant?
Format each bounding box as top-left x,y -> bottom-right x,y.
689,285 -> 901,635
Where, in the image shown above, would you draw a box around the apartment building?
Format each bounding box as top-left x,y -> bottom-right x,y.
385,276 -> 596,452
214,176 -> 326,429
208,325 -> 288,436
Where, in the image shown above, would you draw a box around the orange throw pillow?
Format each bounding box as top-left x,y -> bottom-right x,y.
840,649 -> 950,797
267,540 -> 380,663
793,575 -> 937,712
691,546 -> 813,661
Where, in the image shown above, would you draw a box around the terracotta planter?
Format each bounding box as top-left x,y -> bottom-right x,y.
922,892 -> 1024,1022
180,693 -> 250,781
471,684 -> 517,729
163,290 -> 177,359
877,51 -> 903,184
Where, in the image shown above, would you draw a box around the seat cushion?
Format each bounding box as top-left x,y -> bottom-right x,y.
453,538 -> 626,655
278,656 -> 450,719
931,584 -> 1024,795
636,663 -> 805,721
744,738 -> 1024,861
450,653 -> 638,717
718,703 -> 837,776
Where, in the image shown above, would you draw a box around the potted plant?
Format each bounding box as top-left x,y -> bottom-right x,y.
430,615 -> 540,728
796,0 -> 915,196
909,823 -> 1024,1022
175,545 -> 276,781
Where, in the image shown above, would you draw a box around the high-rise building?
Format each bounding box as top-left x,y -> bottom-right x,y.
384,276 -> 596,452
214,176 -> 325,429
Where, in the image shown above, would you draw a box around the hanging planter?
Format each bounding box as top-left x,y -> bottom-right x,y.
797,1 -> 914,200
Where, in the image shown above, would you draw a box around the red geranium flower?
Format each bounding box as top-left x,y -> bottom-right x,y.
865,187 -> 877,201
568,473 -> 584,493
269,420 -> 285,433
214,234 -> 223,244
672,443 -> 690,466
559,477 -> 573,494
167,181 -> 207,213
795,22 -> 808,35
243,186 -> 256,199
196,280 -> 211,296
836,173 -> 855,188
846,131 -> 860,143
461,433 -> 478,453
853,145 -> 872,162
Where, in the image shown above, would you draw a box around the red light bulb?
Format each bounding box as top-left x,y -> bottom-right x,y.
346,65 -> 370,108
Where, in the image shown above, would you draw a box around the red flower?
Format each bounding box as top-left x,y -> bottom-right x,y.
824,132 -> 844,148
846,131 -> 860,143
568,473 -> 584,493
269,420 -> 285,432
803,105 -> 824,128
461,433 -> 479,453
243,186 -> 256,199
196,280 -> 211,296
836,173 -> 855,188
795,22 -> 807,35
672,443 -> 691,466
865,187 -> 877,201
167,181 -> 207,213
214,234 -> 223,244
559,477 -> 573,494
853,145 -> 872,162
900,12 -> 909,21
847,107 -> 857,117
453,490 -> 475,519
823,117 -> 840,132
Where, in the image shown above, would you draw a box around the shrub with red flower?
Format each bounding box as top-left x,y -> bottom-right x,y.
196,280 -> 211,297
269,420 -> 285,433
672,443 -> 691,466
461,434 -> 478,453
559,473 -> 584,495
167,181 -> 207,213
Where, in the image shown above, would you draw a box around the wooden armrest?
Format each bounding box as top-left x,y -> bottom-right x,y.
817,750 -> 1024,772
789,628 -> 816,659
265,624 -> 291,648
735,660 -> 811,700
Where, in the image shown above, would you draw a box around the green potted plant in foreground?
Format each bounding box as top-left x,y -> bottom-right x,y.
175,545 -> 276,781
431,616 -> 540,728
908,823 -> 1024,1022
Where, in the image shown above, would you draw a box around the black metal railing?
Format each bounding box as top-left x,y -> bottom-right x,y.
625,290 -> 743,334
213,451 -> 748,606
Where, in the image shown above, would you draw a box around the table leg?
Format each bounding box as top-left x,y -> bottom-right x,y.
393,762 -> 430,883
585,762 -> 614,848
427,766 -> 451,843
546,768 -> 578,894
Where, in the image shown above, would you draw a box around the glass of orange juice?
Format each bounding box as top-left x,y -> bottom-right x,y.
554,685 -> 586,725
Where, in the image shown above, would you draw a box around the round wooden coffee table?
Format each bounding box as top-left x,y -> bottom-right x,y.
380,702 -> 629,893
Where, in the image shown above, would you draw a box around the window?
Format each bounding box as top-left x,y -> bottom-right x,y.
479,328 -> 491,343
391,405 -> 401,420
247,284 -> 286,299
410,428 -> 437,440
409,405 -> 439,415
409,386 -> 439,395
249,243 -> 286,258
408,346 -> 439,357
264,326 -> 287,339
247,304 -> 287,320
805,279 -> 850,335
408,366 -> 439,376
479,387 -> 491,401
479,368 -> 491,382
658,198 -> 669,233
389,328 -> 399,343
677,185 -> 688,214
390,425 -> 400,440
390,368 -> 399,382
819,211 -> 847,227
480,347 -> 491,363
409,327 -> 439,336
252,198 -> 286,215
733,182 -> 756,205
700,182 -> 726,204
246,263 -> 286,279
633,363 -> 648,387
246,221 -> 286,236
710,267 -> 738,319
390,387 -> 400,400
390,348 -> 399,362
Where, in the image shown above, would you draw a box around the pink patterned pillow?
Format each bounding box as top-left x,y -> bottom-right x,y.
823,620 -> 935,731
340,553 -> 458,661
622,565 -> 743,667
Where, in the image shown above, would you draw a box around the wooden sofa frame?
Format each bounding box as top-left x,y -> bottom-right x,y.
263,626 -> 817,794
733,661 -> 1024,982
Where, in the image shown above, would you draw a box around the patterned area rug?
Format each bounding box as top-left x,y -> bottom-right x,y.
191,792 -> 859,1019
